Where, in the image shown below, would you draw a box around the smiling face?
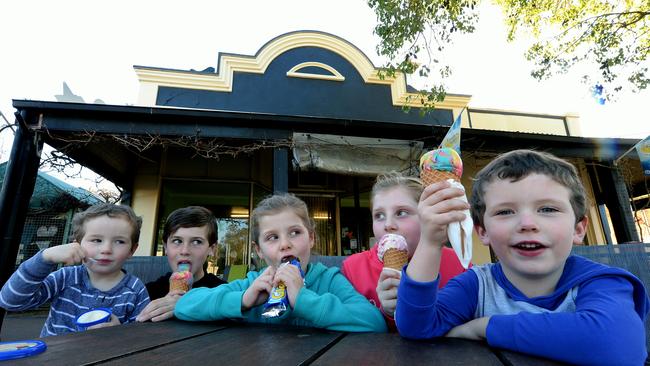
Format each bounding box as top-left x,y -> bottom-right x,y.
81,215 -> 138,276
254,209 -> 314,268
164,225 -> 215,281
476,173 -> 587,287
372,186 -> 421,257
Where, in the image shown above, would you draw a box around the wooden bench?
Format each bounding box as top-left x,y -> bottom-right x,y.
122,255 -> 349,286
122,256 -> 170,284
310,255 -> 347,268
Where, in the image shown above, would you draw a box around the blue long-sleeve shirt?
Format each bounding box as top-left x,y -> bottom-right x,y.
396,255 -> 649,366
175,262 -> 387,333
0,250 -> 150,337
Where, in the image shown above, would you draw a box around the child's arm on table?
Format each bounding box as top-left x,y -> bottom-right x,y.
396,268 -> 479,339
486,276 -> 646,366
174,270 -> 263,321
444,317 -> 489,340
137,289 -> 185,322
292,269 -> 387,332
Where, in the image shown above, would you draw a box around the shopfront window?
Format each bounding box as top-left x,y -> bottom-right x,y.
249,184 -> 271,270
339,191 -> 372,255
297,194 -> 337,256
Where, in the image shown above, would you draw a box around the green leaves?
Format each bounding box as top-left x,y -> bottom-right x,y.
369,0 -> 649,106
369,0 -> 479,111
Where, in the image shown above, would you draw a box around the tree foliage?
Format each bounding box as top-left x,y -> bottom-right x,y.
369,0 -> 650,106
369,0 -> 479,105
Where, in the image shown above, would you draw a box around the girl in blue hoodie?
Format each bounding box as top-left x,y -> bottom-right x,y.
175,193 -> 386,332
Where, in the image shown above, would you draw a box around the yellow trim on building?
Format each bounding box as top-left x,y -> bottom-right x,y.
134,31 -> 471,110
468,108 -> 575,137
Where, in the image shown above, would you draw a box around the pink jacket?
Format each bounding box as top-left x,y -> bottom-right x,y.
342,245 -> 467,331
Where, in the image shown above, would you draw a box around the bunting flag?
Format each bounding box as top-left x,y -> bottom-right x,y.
635,135 -> 650,176
439,111 -> 463,154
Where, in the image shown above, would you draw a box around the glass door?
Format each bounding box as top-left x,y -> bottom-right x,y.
296,194 -> 337,256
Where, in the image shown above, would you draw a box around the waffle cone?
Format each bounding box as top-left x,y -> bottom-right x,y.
420,169 -> 460,187
383,248 -> 408,271
169,279 -> 190,292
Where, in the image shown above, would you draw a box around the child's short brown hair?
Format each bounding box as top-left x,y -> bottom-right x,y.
72,203 -> 142,246
470,149 -> 588,227
162,206 -> 217,245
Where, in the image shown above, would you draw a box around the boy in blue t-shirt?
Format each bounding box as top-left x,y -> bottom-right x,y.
0,203 -> 150,336
396,149 -> 649,365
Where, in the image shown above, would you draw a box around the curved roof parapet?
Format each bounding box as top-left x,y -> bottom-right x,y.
134,30 -> 470,111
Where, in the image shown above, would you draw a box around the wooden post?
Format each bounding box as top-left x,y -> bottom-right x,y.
0,113 -> 43,330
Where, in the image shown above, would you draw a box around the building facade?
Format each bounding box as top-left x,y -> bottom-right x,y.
1,31 -> 643,278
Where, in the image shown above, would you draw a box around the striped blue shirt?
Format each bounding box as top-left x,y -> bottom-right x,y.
0,250 -> 150,337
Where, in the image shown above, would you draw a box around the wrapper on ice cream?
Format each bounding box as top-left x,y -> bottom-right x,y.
445,180 -> 473,269
419,148 -> 472,269
377,233 -> 408,272
262,257 -> 304,318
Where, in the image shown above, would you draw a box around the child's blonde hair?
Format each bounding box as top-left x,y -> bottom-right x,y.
71,203 -> 142,247
371,171 -> 423,209
250,193 -> 315,244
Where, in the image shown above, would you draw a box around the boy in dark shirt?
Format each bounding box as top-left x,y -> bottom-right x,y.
137,206 -> 226,322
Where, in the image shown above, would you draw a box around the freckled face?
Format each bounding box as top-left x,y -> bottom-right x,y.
164,225 -> 215,280
372,187 -> 421,257
476,174 -> 587,283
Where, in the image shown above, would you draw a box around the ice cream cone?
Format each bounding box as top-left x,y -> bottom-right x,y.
169,263 -> 193,292
377,233 -> 409,273
169,279 -> 190,292
420,169 -> 460,186
383,248 -> 408,272
419,147 -> 463,186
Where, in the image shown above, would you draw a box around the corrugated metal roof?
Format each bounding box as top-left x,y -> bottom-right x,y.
0,162 -> 101,211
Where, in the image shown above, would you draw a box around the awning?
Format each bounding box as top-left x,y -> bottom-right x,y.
292,133 -> 424,176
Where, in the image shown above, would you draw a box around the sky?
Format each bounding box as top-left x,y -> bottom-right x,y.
0,0 -> 648,191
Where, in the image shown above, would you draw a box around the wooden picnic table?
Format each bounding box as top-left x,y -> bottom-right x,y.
10,320 -> 567,365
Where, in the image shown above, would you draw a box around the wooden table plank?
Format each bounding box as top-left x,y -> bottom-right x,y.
11,320 -> 226,365
493,349 -> 570,366
311,333 -> 504,365
99,323 -> 343,365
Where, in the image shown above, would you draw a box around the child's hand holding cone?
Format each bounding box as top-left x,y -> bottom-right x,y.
419,147 -> 472,269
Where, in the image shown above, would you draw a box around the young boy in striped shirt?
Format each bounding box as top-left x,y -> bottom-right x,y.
0,203 -> 150,336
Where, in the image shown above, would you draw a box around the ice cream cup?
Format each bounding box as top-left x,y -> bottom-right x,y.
75,308 -> 112,330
